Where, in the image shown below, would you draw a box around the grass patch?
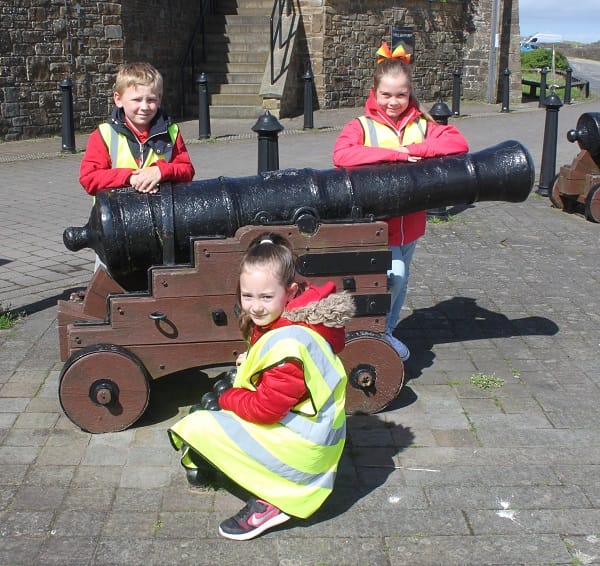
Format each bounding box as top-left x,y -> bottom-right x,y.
0,304 -> 23,330
521,69 -> 590,102
470,372 -> 505,390
427,213 -> 457,225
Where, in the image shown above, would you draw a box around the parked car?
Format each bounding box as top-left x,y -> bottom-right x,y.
520,32 -> 562,52
520,42 -> 540,52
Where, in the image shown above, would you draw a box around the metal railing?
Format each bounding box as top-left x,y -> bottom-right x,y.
180,0 -> 214,117
270,0 -> 296,85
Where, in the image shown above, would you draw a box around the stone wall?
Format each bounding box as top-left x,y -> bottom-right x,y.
1,0 -> 521,140
0,0 -> 200,141
296,0 -> 521,110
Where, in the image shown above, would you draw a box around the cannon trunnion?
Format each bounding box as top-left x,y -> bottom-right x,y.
551,112 -> 600,222
58,141 -> 534,433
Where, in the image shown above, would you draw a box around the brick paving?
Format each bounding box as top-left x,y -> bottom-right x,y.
1,99 -> 599,565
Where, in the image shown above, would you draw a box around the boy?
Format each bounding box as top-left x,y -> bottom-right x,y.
79,62 -> 195,195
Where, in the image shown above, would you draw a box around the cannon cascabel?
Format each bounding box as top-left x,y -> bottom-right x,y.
63,140 -> 534,290
566,112 -> 600,167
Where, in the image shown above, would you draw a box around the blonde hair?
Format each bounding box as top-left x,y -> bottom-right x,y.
113,62 -> 163,98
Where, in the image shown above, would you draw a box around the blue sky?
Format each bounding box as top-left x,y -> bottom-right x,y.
520,0 -> 600,44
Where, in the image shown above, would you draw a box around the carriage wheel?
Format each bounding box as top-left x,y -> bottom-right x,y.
340,330 -> 404,415
59,344 -> 151,433
584,184 -> 600,223
549,175 -> 564,210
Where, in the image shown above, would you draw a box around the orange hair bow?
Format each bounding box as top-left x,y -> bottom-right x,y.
376,41 -> 411,64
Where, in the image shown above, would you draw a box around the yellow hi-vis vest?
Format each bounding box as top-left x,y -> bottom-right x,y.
358,115 -> 427,148
98,122 -> 179,169
168,324 -> 347,519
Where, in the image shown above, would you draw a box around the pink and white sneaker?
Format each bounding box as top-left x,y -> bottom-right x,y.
218,498 -> 290,541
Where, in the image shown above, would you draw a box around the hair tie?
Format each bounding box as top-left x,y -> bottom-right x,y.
260,238 -> 273,245
376,41 -> 411,64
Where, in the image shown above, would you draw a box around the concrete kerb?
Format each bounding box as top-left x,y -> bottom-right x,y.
0,101 -> 544,163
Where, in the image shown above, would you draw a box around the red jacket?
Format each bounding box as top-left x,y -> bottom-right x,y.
79,107 -> 195,196
333,91 -> 469,245
219,282 -> 354,424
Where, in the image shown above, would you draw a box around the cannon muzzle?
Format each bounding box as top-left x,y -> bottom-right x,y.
64,140 -> 534,290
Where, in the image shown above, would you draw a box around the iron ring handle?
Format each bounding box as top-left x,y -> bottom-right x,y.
149,311 -> 167,321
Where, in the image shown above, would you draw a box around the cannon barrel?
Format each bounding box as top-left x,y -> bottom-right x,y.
64,140 -> 534,290
566,112 -> 600,166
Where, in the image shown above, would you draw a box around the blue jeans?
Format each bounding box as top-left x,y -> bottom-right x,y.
386,241 -> 418,335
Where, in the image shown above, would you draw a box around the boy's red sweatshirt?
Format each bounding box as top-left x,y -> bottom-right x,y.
79,107 -> 195,195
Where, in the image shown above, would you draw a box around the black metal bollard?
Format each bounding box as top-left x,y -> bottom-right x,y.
60,78 -> 76,154
427,100 -> 453,220
452,69 -> 462,116
564,66 -> 573,105
251,111 -> 284,173
536,91 -> 563,197
539,67 -> 548,107
303,68 -> 314,130
500,69 -> 511,113
197,73 -> 211,140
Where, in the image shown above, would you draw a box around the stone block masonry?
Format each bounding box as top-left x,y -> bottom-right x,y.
0,0 -> 521,140
0,0 -> 202,141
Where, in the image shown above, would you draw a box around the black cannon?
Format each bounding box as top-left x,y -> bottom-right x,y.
551,112 -> 600,222
57,140 -> 534,433
64,140 -> 534,291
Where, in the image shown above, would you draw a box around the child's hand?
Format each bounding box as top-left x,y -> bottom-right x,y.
129,167 -> 162,194
236,352 -> 247,366
395,146 -> 421,162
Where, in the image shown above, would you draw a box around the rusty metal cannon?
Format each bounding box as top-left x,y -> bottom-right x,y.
58,140 -> 534,433
550,112 -> 600,222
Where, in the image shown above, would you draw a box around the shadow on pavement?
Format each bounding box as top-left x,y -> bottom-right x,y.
137,368 -> 214,427
298,416 -> 415,530
397,296 -> 560,381
8,287 -> 81,316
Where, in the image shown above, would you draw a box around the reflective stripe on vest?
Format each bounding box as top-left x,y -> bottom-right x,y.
168,324 -> 347,518
358,115 -> 426,148
98,122 -> 178,168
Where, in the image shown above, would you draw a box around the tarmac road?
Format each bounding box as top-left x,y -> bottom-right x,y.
568,57 -> 600,95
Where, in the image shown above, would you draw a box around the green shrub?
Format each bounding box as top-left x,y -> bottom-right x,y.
521,48 -> 569,71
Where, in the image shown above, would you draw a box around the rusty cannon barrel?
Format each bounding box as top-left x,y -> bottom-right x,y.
566,112 -> 600,167
64,140 -> 534,290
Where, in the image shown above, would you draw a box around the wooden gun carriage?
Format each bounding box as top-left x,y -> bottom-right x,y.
57,141 -> 534,433
551,112 -> 600,222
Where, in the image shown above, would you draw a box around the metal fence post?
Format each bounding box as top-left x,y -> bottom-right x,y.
564,66 -> 573,105
60,78 -> 76,154
501,68 -> 511,113
539,67 -> 548,107
252,111 -> 284,173
197,73 -> 211,140
452,69 -> 461,116
536,91 -> 563,197
427,100 -> 453,220
303,68 -> 314,130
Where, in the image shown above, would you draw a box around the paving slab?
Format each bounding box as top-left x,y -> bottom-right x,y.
1,98 -> 599,564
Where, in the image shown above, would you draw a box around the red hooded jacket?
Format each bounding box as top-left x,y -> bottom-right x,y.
218,282 -> 353,424
79,107 -> 195,195
333,91 -> 469,245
